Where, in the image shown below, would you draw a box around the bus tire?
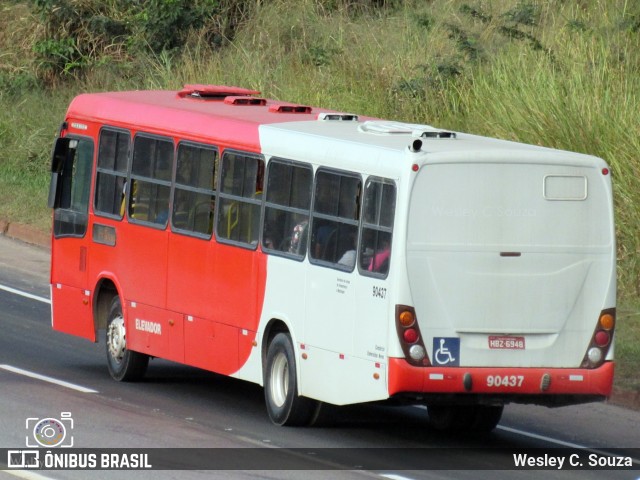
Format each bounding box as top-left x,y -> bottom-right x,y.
106,296 -> 149,382
427,405 -> 503,433
427,405 -> 476,432
264,333 -> 319,426
470,405 -> 503,432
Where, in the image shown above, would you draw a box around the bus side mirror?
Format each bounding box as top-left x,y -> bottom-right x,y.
48,137 -> 72,209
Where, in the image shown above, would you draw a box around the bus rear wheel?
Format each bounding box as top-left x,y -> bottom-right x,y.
264,333 -> 320,426
106,296 -> 149,382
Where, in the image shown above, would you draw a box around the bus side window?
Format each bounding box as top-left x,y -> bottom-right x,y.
95,128 -> 130,219
128,135 -> 173,226
50,137 -> 94,238
172,142 -> 218,237
216,151 -> 264,247
310,169 -> 361,270
262,159 -> 312,258
359,178 -> 396,277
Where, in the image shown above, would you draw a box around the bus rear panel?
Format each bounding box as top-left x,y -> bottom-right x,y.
392,149 -> 615,407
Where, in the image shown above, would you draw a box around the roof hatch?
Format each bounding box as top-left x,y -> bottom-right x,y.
358,121 -> 456,138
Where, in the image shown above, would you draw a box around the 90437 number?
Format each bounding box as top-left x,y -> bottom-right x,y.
486,375 -> 524,388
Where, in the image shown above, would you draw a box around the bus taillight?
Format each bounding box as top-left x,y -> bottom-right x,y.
395,305 -> 430,366
581,308 -> 615,369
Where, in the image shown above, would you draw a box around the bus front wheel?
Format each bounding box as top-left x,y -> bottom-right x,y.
105,296 -> 149,382
264,333 -> 320,426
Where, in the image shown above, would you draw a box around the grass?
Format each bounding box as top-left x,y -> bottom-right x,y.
615,301 -> 640,392
0,0 -> 638,393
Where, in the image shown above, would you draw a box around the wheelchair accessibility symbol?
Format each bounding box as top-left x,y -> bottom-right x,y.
433,337 -> 460,366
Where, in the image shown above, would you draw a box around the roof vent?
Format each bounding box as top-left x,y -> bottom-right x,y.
358,121 -> 456,138
223,96 -> 267,106
177,84 -> 261,99
318,112 -> 359,122
268,104 -> 312,114
421,130 -> 456,139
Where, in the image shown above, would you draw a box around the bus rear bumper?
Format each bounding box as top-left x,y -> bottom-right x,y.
387,359 -> 614,406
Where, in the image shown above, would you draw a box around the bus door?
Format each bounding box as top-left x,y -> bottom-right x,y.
202,150 -> 266,375
302,169 -> 362,403
49,134 -> 95,340
166,142 -> 222,370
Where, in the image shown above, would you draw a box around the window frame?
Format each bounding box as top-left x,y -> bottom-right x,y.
358,176 -> 396,279
170,140 -> 219,240
51,134 -> 95,239
127,132 -> 174,229
215,149 -> 265,250
94,126 -> 131,220
309,167 -> 362,272
261,157 -> 313,261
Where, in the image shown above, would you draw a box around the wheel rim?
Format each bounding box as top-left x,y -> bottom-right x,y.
269,352 -> 289,408
107,314 -> 127,364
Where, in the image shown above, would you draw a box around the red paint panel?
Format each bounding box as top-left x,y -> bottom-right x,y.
210,244 -> 264,331
51,284 -> 94,341
387,358 -> 614,397
184,316 -> 239,375
117,226 -> 168,308
166,234 -> 216,320
124,301 -> 184,363
51,239 -> 87,288
124,301 -> 167,357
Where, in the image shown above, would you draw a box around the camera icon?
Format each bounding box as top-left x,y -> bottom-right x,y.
26,412 -> 74,448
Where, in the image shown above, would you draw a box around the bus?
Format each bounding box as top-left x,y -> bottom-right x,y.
48,84 -> 616,431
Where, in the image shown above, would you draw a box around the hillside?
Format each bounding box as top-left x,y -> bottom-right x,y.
1,0 -> 639,297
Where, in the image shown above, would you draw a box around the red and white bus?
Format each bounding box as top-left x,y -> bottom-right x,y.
48,84 -> 616,430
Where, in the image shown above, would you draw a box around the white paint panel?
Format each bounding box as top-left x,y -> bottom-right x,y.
406,161 -> 615,368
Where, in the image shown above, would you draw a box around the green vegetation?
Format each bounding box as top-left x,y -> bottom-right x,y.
616,302 -> 640,392
0,0 -> 638,392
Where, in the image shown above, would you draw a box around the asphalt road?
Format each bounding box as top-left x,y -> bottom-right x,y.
0,236 -> 638,480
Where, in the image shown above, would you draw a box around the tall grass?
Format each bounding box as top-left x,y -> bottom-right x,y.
1,0 -> 640,300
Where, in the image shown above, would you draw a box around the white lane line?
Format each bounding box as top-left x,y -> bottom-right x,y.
496,425 -> 588,449
1,470 -> 56,480
0,364 -> 98,394
0,284 -> 50,304
381,475 -> 417,480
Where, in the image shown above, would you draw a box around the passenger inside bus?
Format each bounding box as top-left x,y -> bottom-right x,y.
337,230 -> 357,268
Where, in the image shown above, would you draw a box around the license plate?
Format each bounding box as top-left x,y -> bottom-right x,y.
488,336 -> 525,349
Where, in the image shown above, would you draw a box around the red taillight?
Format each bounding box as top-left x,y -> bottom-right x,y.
594,331 -> 610,347
395,305 -> 430,366
403,328 -> 419,343
581,308 -> 615,368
